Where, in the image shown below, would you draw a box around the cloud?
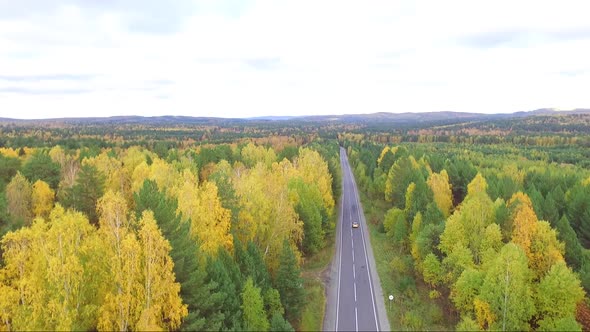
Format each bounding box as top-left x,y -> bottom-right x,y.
0,87 -> 92,95
243,57 -> 281,70
0,0 -> 589,119
0,74 -> 95,82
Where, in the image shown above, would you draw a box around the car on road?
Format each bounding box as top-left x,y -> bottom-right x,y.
352,220 -> 359,228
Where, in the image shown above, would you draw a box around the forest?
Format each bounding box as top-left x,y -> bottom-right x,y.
0,133 -> 340,331
2,112 -> 590,331
343,135 -> 590,331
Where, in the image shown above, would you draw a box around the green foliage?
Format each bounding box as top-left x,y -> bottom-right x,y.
537,316 -> 581,332
404,174 -> 432,223
270,313 -> 295,332
535,261 -> 584,322
21,151 -> 61,190
206,248 -> 243,331
241,277 -> 270,331
289,178 -> 326,255
456,316 -> 481,331
263,288 -> 284,320
61,164 -> 105,224
479,243 -> 534,331
566,184 -> 590,247
445,157 -> 477,205
235,239 -> 272,291
452,268 -> 484,314
134,180 -> 220,331
275,240 -> 305,324
0,154 -> 21,188
383,208 -> 407,248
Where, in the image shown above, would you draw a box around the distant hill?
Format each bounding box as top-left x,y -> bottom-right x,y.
1,108 -> 589,126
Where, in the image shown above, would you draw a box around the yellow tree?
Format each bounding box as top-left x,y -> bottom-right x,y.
508,192 -> 538,257
96,190 -> 142,331
31,180 -> 54,219
97,233 -> 143,331
6,172 -> 33,225
37,205 -> 103,330
0,225 -> 39,330
234,160 -> 303,273
508,192 -> 566,279
176,172 -> 233,256
427,170 -> 453,217
241,142 -> 276,168
295,148 -> 335,217
136,210 -> 187,330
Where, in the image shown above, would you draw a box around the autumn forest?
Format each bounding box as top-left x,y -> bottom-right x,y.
1,112 -> 590,331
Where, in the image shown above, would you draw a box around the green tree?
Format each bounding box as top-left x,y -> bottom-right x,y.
61,164 -> 105,224
22,151 -> 61,190
404,175 -> 433,223
270,313 -> 295,332
383,208 -> 407,248
479,243 -> 534,331
241,277 -> 269,331
275,240 -> 304,324
452,268 -> 484,314
554,215 -> 583,270
0,154 -> 21,187
134,180 -> 219,331
537,316 -> 581,332
535,261 -> 584,322
234,239 -> 272,292
207,247 -> 243,331
289,178 -> 326,255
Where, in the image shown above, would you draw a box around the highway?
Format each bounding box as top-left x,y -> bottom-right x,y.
327,146 -> 388,331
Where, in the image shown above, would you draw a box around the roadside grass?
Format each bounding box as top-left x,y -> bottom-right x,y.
299,229 -> 335,331
358,190 -> 456,331
299,277 -> 326,331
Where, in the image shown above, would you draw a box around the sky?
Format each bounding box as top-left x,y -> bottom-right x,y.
1,0 -> 589,119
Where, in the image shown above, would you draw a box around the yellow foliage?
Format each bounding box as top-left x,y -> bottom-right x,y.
377,146 -> 391,166
427,170 -> 453,217
474,298 -> 496,330
31,180 -> 54,219
0,148 -> 19,158
296,148 -> 335,217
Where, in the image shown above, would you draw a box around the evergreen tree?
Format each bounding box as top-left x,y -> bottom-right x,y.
134,180 -> 220,331
61,164 -> 105,224
241,277 -> 269,331
554,215 -> 583,270
404,174 -> 433,223
0,154 -> 21,187
275,240 -> 305,323
207,247 -> 244,331
234,239 -> 272,291
21,151 -> 61,190
543,194 -> 560,226
270,313 -> 295,332
289,178 -> 326,255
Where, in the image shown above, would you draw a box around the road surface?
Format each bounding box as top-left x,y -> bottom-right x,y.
324,147 -> 390,331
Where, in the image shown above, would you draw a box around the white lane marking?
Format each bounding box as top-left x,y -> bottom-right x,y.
348,153 -> 380,332
353,263 -> 356,279
355,307 -> 359,332
353,278 -> 357,301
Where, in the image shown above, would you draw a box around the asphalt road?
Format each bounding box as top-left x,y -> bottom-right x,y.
324,147 -> 389,332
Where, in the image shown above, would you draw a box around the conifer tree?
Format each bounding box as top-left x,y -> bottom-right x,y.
275,240 -> 304,323
134,180 -> 219,331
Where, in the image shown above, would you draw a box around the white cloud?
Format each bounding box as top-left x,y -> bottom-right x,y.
0,0 -> 589,119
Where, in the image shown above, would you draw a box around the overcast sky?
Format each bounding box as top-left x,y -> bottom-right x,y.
1,0 -> 589,119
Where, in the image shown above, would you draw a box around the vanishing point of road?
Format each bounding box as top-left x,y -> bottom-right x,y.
323,147 -> 390,331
